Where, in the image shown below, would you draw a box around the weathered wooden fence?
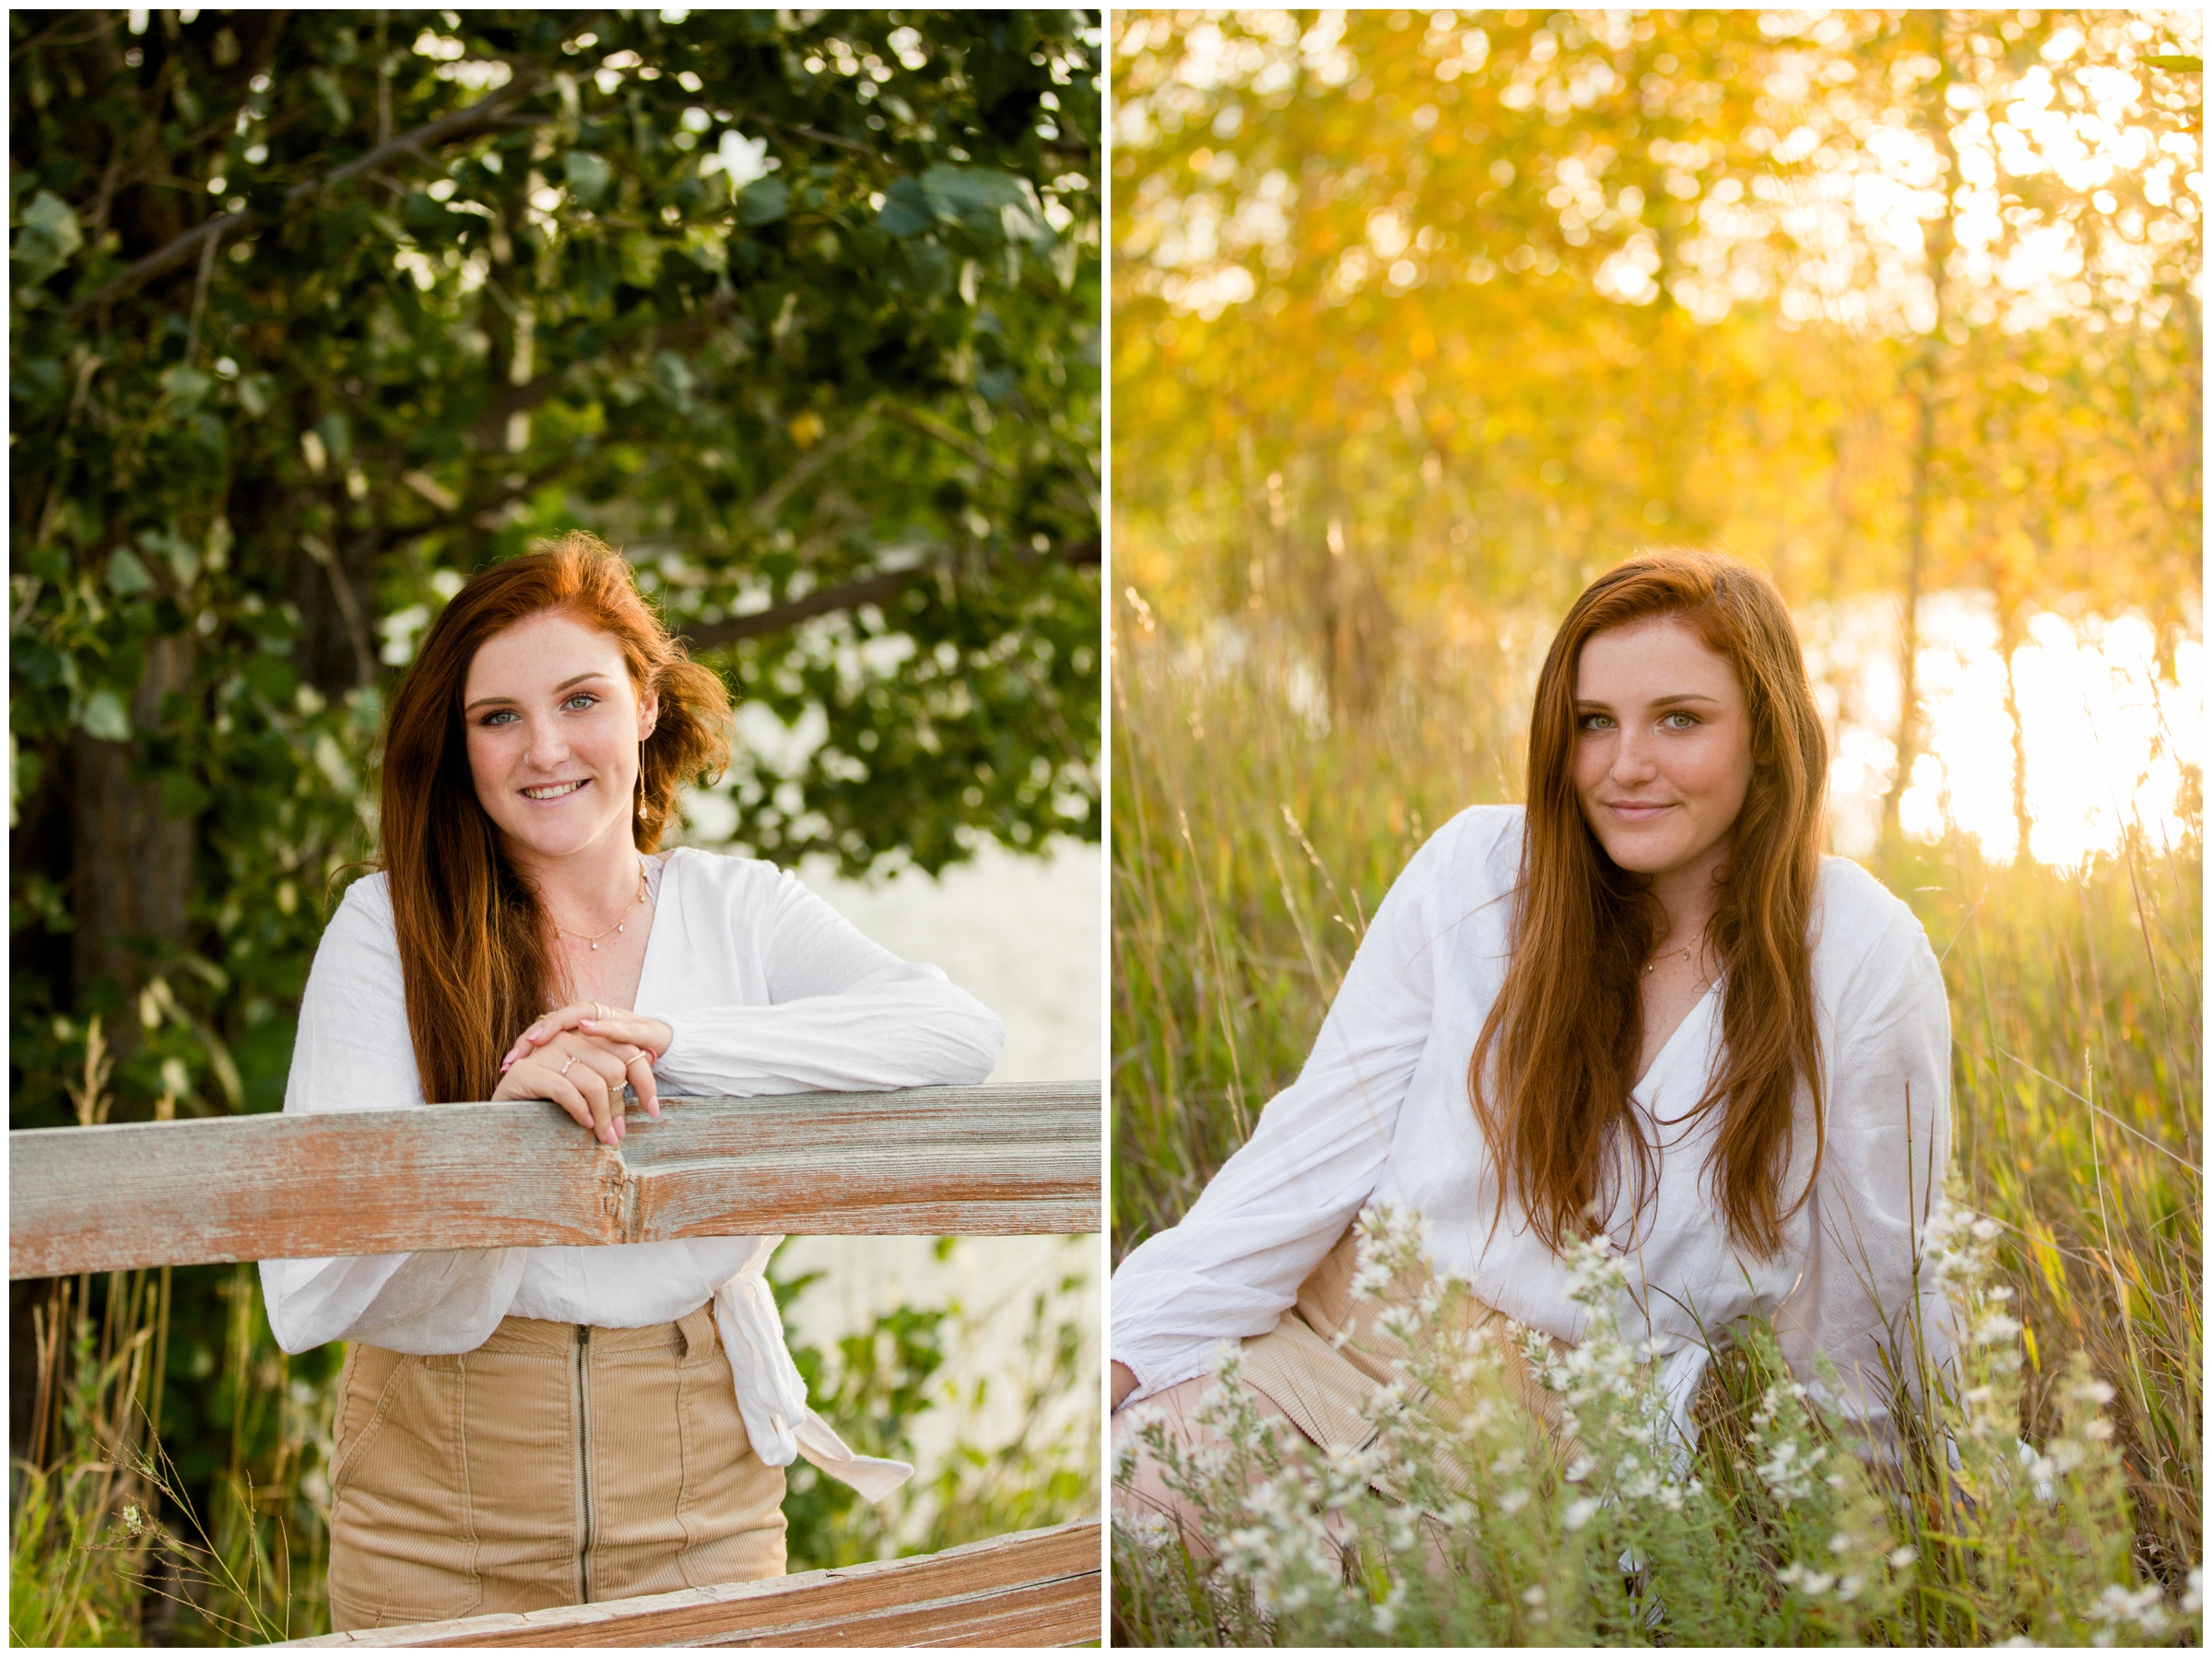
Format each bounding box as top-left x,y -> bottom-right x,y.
9,1081 -> 1103,1647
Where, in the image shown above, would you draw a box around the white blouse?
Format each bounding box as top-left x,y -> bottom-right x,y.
259,846 -> 1006,1501
1111,805 -> 1955,1449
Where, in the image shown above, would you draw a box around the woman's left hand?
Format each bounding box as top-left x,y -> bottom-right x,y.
502,1002 -> 677,1115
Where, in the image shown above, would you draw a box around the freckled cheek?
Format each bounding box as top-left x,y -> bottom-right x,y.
1666,737 -> 1744,809
464,733 -> 500,795
1571,738 -> 1608,795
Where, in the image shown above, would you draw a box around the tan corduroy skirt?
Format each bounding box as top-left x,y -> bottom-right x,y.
328,1303 -> 785,1632
1115,1225 -> 1582,1538
1239,1222 -> 1579,1489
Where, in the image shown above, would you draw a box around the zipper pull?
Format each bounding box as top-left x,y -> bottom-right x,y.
577,1324 -> 590,1347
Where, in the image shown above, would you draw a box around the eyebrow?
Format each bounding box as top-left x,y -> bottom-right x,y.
1573,693 -> 1724,711
464,672 -> 612,713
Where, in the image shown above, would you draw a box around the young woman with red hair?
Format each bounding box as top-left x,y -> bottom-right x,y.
258,534 -> 1003,1629
1110,549 -> 1954,1545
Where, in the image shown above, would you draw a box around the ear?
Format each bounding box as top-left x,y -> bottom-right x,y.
637,686 -> 661,741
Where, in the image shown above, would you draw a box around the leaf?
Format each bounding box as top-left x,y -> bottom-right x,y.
12,189 -> 83,287
618,230 -> 665,288
737,176 -> 790,227
79,690 -> 130,742
107,548 -> 155,596
564,149 -> 613,208
2139,54 -> 2202,72
918,166 -> 1052,248
312,734 -> 356,794
877,176 -> 937,238
162,365 -> 214,416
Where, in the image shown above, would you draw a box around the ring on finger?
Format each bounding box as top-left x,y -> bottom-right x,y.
559,1055 -> 576,1076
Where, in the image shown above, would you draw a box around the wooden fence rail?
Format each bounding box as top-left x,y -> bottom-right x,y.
276,1518 -> 1102,1648
9,1081 -> 1100,1279
9,1081 -> 1106,1645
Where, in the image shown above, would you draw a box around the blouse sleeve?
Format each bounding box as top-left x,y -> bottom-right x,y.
651,866 -> 1005,1098
1771,910 -> 1956,1451
1108,820 -> 1453,1405
258,882 -> 525,1356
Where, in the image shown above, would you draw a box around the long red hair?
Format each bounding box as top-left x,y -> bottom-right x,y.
378,533 -> 733,1104
1469,550 -> 1829,1259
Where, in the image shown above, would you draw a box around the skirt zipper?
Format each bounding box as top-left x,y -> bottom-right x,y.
575,1324 -> 594,1603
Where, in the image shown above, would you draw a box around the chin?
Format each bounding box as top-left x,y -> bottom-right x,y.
494,813 -> 618,862
1593,831 -> 1690,876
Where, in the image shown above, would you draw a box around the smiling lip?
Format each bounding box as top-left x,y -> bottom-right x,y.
1604,800 -> 1675,821
520,780 -> 589,802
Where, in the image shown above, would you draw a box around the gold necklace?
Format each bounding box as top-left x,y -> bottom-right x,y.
1642,925 -> 1703,975
551,861 -> 648,952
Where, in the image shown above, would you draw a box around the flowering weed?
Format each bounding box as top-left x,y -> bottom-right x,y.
1112,1200 -> 2197,1646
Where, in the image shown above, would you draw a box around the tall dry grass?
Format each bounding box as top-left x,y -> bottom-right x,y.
9,1022 -> 323,1645
8,1042 -> 1096,1645
1110,599 -> 2202,1607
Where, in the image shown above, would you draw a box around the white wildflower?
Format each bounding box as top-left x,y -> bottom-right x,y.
1563,1496 -> 1602,1533
1778,1561 -> 1835,1595
1974,1310 -> 2024,1346
1117,1511 -> 1177,1552
2088,1581 -> 2171,1642
1888,1545 -> 1919,1569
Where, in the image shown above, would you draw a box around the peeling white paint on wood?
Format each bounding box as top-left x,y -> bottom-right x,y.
8,1083 -> 1101,1280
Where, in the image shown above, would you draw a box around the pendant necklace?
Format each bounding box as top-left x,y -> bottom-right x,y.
552,861 -> 648,952
1643,925 -> 1702,975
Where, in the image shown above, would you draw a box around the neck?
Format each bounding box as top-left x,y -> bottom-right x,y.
507,831 -> 644,923
1646,840 -> 1730,945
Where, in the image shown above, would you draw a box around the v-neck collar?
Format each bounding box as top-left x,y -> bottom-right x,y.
1631,975 -> 1722,1102
633,847 -> 677,1015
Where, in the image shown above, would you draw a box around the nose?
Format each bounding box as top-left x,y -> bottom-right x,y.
1609,726 -> 1659,783
524,715 -> 571,770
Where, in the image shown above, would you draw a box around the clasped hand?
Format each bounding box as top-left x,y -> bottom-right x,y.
490,1002 -> 677,1147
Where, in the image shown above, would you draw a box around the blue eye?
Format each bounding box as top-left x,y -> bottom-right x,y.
1664,711 -> 1700,729
565,692 -> 599,711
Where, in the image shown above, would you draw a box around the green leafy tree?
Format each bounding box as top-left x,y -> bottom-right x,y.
8,7 -> 1100,1616
11,6 -> 1100,1121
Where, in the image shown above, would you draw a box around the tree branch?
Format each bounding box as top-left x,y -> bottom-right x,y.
679,536 -> 1099,652
68,69 -> 548,318
882,405 -> 1013,478
463,290 -> 741,451
747,408 -> 879,522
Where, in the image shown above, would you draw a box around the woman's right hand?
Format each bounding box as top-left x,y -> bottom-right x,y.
491,1029 -> 653,1146
1111,1360 -> 1137,1413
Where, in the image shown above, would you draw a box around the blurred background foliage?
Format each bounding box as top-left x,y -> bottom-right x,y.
1112,8 -> 2197,768
1109,4 -> 2199,1623
9,7 -> 1099,1641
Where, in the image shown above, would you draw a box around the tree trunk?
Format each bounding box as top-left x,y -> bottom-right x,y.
67,633 -> 198,1060
1318,511 -> 1394,723
1880,13 -> 1959,848
289,524 -> 382,697
2000,597 -> 2031,864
